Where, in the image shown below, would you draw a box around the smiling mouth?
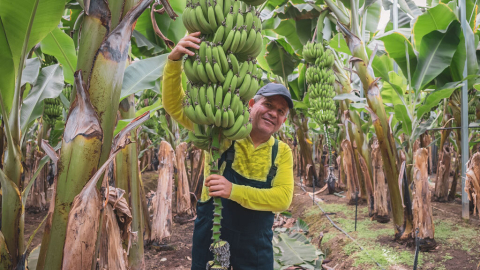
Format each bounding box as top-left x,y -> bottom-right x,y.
263,118 -> 275,125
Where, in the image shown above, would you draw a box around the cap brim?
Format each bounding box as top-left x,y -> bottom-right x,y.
261,92 -> 294,109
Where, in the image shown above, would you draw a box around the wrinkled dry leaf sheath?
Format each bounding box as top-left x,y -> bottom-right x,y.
434,145 -> 451,201
372,140 -> 390,223
466,153 -> 480,216
99,204 -> 128,270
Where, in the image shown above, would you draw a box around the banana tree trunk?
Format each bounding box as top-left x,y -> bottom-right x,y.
175,142 -> 192,216
465,152 -> 480,216
372,139 -> 390,223
116,95 -> 145,269
412,148 -> 436,251
434,144 -> 452,202
37,72 -> 103,270
341,140 -> 361,204
151,141 -> 176,243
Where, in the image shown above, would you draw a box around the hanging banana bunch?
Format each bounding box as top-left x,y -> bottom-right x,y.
44,84 -> 72,127
303,41 -> 337,186
137,89 -> 159,130
182,0 -> 264,268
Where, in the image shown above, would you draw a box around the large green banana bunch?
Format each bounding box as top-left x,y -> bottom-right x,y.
137,89 -> 159,130
303,41 -> 336,126
182,0 -> 265,149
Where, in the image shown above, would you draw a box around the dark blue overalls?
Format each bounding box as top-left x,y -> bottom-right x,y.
191,139 -> 279,270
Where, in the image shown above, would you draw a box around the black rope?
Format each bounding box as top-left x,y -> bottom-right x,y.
413,228 -> 420,270
355,191 -> 358,232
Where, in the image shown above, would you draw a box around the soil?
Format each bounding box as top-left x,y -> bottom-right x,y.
22,170 -> 480,270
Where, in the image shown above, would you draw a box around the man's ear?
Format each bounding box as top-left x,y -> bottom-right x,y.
248,98 -> 255,108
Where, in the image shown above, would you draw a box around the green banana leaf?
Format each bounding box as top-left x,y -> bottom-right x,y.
132,30 -> 164,55
120,53 -> 169,100
412,3 -> 456,50
21,58 -> 41,87
274,1 -> 320,20
0,0 -> 64,113
363,0 -> 382,35
329,33 -> 351,55
40,27 -> 78,85
394,104 -> 412,136
412,21 -> 461,91
275,233 -> 318,265
20,64 -> 64,136
265,37 -> 300,79
273,20 -> 304,54
417,81 -> 463,119
371,53 -> 393,82
377,31 -> 417,80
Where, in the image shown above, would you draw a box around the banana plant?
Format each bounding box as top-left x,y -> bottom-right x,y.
0,0 -> 64,267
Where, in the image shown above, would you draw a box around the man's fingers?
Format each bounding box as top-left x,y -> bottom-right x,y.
208,184 -> 224,192
190,31 -> 202,37
205,179 -> 223,187
209,191 -> 226,198
180,47 -> 195,56
179,40 -> 200,50
183,35 -> 202,44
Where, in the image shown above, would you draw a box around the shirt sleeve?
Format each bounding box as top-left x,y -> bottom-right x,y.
228,143 -> 294,212
162,58 -> 194,131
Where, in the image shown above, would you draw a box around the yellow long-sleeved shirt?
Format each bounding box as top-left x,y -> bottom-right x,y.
162,59 -> 294,212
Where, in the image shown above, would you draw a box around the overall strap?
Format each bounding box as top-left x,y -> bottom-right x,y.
219,141 -> 236,169
266,139 -> 279,187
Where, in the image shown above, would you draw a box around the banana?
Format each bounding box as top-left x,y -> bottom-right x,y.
217,46 -> 229,73
213,25 -> 225,44
205,101 -> 216,125
242,76 -> 259,102
206,45 -> 212,65
185,103 -> 198,122
196,59 -> 209,84
183,5 -> 194,33
222,27 -> 235,52
214,106 -> 223,126
212,45 -> 220,64
229,29 -> 242,52
238,73 -> 251,97
207,84 -> 215,105
239,28 -> 257,53
227,108 -> 235,127
199,0 -> 208,18
207,4 -> 217,30
191,84 -> 199,103
222,89 -> 232,110
227,123 -> 247,140
249,30 -> 263,58
223,0 -> 231,16
235,10 -> 244,28
199,41 -> 207,65
222,109 -> 229,127
230,92 -> 241,115
223,70 -> 234,90
195,102 -> 209,125
244,9 -> 253,32
213,60 -> 226,82
237,61 -> 249,86
224,9 -> 234,39
214,2 -> 225,26
232,0 -> 240,22
194,123 -> 207,138
229,54 -> 239,74
199,85 -> 207,112
205,59 -> 217,83
237,26 -> 248,52
242,108 -> 250,125
195,5 -> 212,33
215,84 -> 223,108
223,114 -> 244,137
230,75 -> 238,94
183,57 -> 200,83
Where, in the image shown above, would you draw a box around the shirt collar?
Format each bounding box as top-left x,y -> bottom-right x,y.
246,135 -> 274,148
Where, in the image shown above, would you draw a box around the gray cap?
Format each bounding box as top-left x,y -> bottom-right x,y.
256,83 -> 294,109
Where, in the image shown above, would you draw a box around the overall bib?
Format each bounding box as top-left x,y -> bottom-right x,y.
191,139 -> 279,270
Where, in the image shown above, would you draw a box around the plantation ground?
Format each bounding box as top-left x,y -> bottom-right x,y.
24,171 -> 480,269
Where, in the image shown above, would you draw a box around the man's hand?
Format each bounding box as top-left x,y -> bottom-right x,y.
168,32 -> 202,61
205,174 -> 232,199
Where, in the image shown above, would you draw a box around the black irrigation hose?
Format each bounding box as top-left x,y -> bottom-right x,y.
297,183 -> 385,270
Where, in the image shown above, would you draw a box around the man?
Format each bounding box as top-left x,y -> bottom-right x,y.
163,32 -> 294,270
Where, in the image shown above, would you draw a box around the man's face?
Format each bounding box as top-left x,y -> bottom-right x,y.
249,95 -> 289,136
